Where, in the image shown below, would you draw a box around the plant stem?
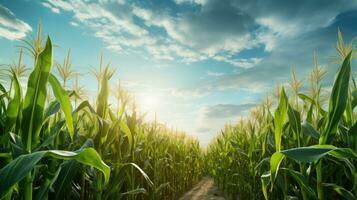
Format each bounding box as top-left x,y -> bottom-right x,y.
316,161 -> 323,200
300,164 -> 308,200
24,173 -> 33,200
81,173 -> 85,200
95,173 -> 103,200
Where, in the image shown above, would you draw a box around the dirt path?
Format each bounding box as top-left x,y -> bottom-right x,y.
179,177 -> 225,200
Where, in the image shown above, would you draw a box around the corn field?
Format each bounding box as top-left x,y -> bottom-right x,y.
1,24 -> 357,200
205,31 -> 357,200
0,27 -> 202,200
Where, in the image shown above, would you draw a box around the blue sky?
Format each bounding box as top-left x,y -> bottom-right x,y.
0,0 -> 357,146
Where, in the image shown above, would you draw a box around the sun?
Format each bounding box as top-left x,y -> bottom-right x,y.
136,93 -> 162,119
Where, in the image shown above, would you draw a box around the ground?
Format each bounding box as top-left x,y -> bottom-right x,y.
179,177 -> 225,200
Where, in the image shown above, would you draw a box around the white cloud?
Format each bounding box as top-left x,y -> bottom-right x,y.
45,0 -> 146,37
42,2 -> 60,14
206,70 -> 224,77
0,5 -> 32,40
256,15 -> 335,38
171,88 -> 211,98
45,0 -> 73,11
214,56 -> 262,69
70,21 -> 79,26
132,6 -> 188,44
40,1 -> 263,66
41,0 -> 357,70
174,0 -> 207,5
99,0 -> 125,5
131,5 -> 260,65
44,0 -> 153,55
255,29 -> 279,52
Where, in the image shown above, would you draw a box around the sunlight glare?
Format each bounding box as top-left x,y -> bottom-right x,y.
136,93 -> 162,120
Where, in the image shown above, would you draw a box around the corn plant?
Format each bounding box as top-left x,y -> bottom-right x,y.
0,28 -> 203,200
206,31 -> 357,200
0,37 -> 110,200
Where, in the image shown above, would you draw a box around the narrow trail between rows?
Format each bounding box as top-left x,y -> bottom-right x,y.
179,177 -> 225,200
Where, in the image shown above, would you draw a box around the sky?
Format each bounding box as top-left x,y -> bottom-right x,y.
0,0 -> 357,146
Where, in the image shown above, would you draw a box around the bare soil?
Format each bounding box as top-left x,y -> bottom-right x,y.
179,177 -> 225,200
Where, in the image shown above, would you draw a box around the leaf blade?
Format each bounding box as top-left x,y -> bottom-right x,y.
48,74 -> 74,139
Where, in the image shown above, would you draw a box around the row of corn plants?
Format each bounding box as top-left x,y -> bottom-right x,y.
0,26 -> 202,199
205,31 -> 357,200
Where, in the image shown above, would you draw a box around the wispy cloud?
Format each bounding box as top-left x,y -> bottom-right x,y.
171,87 -> 211,98
213,56 -> 262,69
0,5 -> 32,40
206,70 -> 224,77
174,0 -> 206,5
42,2 -> 60,14
41,0 -> 357,72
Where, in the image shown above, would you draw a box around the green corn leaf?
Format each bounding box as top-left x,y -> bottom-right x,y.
0,148 -> 110,197
322,183 -> 355,200
120,188 -> 147,197
96,66 -> 110,118
35,120 -> 65,150
281,168 -> 316,198
327,147 -> 357,160
301,122 -> 319,140
51,160 -> 80,200
0,82 -> 7,97
48,74 -> 74,139
6,73 -> 22,132
280,147 -> 334,163
287,104 -> 301,145
306,103 -> 314,123
274,87 -> 288,151
288,105 -> 301,135
321,51 -> 352,144
46,149 -> 110,184
21,37 -> 53,150
116,162 -> 153,186
128,163 -> 153,186
270,152 -> 285,188
73,100 -> 96,114
120,121 -> 133,153
351,88 -> 357,109
51,139 -> 93,200
154,182 -> 170,193
275,145 -> 357,163
269,145 -> 357,193
0,152 -> 43,197
44,100 -> 60,119
298,93 -> 327,117
348,122 -> 357,151
298,93 -> 314,103
261,172 -> 270,200
344,90 -> 354,126
34,166 -> 61,200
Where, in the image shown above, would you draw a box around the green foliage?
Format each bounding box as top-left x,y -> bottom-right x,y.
321,51 -> 352,144
274,87 -> 288,152
0,30 -> 202,200
206,31 -> 357,200
21,37 -> 53,150
0,148 -> 110,196
48,74 -> 74,138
